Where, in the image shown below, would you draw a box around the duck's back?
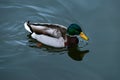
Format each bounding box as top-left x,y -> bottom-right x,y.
24,21 -> 67,38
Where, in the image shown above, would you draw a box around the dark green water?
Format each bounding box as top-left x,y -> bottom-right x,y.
0,0 -> 120,80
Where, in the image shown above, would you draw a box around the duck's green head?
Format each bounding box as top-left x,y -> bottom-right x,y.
67,24 -> 89,41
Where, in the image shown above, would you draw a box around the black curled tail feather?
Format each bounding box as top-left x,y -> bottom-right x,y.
27,21 -> 33,33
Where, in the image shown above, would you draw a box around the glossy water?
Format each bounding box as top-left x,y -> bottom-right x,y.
0,0 -> 120,80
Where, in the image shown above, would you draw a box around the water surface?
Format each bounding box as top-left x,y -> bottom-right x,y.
0,0 -> 120,80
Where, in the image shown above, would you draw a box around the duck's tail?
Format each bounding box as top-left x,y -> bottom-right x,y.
24,21 -> 33,33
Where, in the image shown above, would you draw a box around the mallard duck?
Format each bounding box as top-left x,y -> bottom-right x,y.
24,21 -> 89,48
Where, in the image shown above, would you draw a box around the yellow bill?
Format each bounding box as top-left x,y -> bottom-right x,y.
80,32 -> 89,41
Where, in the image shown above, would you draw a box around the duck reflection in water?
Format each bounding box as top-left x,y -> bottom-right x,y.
67,46 -> 89,61
67,35 -> 89,61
